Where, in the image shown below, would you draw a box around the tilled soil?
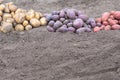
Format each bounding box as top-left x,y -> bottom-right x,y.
0,0 -> 120,80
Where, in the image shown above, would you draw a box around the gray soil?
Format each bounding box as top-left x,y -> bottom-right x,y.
0,0 -> 120,80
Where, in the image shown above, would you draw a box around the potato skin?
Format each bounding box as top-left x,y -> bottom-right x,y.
1,22 -> 13,33
73,19 -> 84,28
30,18 -> 41,28
40,17 -> 47,26
15,24 -> 24,31
66,9 -> 76,19
25,25 -> 32,30
14,13 -> 25,23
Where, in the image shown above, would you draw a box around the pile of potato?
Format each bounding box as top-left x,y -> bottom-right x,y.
94,11 -> 120,32
46,8 -> 97,33
0,2 -> 47,33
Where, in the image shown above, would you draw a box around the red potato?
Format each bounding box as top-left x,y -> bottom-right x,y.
114,11 -> 120,19
93,26 -> 100,32
118,20 -> 120,24
110,11 -> 115,15
104,25 -> 111,30
109,15 -> 114,19
99,25 -> 105,30
108,19 -> 117,25
111,24 -> 120,30
103,21 -> 108,26
101,12 -> 110,21
96,18 -> 102,23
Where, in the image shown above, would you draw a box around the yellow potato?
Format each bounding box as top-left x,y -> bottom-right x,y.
6,18 -> 14,23
0,4 -> 5,11
0,10 -> 3,16
14,13 -> 25,23
1,22 -> 13,33
30,18 -> 41,28
4,3 -> 10,13
35,12 -> 40,19
9,4 -> 17,12
3,13 -> 12,21
15,8 -> 26,14
23,20 -> 29,27
11,12 -> 15,17
15,24 -> 24,31
25,25 -> 32,30
25,9 -> 35,20
39,12 -> 43,18
40,17 -> 47,26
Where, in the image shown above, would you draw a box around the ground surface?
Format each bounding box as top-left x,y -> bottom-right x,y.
0,0 -> 120,80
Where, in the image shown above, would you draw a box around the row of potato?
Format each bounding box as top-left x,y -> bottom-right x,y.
0,2 -> 47,33
0,2 -> 120,33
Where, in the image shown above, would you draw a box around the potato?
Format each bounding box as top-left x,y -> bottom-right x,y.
60,18 -> 65,22
0,4 -> 5,11
25,25 -> 32,30
25,9 -> 35,20
57,25 -> 68,33
76,27 -> 86,33
30,18 -> 41,28
88,18 -> 96,28
93,26 -> 100,32
11,12 -> 15,17
73,19 -> 84,28
99,25 -> 105,30
85,27 -> 92,32
52,11 -> 59,15
114,11 -> 120,19
109,15 -> 114,19
103,21 -> 108,26
96,18 -> 102,23
111,24 -> 120,30
46,14 -> 52,21
63,20 -> 70,25
101,12 -> 110,21
67,22 -> 73,27
51,15 -> 59,21
47,26 -> 55,32
3,13 -> 12,21
59,10 -> 65,18
1,22 -> 13,33
110,11 -> 115,15
104,25 -> 111,30
6,18 -> 14,23
96,22 -> 102,27
68,27 -> 75,32
23,20 -> 29,27
40,17 -> 47,26
48,20 -> 55,27
53,21 -> 63,30
4,3 -> 10,13
78,14 -> 88,21
15,24 -> 24,31
15,8 -> 26,14
66,9 -> 76,19
14,13 -> 25,23
108,19 -> 118,26
35,12 -> 40,19
9,4 -> 17,12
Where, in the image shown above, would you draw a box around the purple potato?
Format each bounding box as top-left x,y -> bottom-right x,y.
78,14 -> 88,21
51,15 -> 59,21
85,27 -> 92,32
57,25 -> 68,33
48,20 -> 55,27
68,27 -> 75,32
96,22 -> 102,27
76,27 -> 86,33
63,20 -> 70,25
87,18 -> 96,28
88,25 -> 92,28
47,26 -> 55,32
46,14 -> 52,21
66,9 -> 76,19
77,11 -> 83,16
52,11 -> 60,15
59,10 -> 66,18
60,18 -> 65,22
67,22 -> 73,27
73,18 -> 84,29
53,21 -> 63,30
